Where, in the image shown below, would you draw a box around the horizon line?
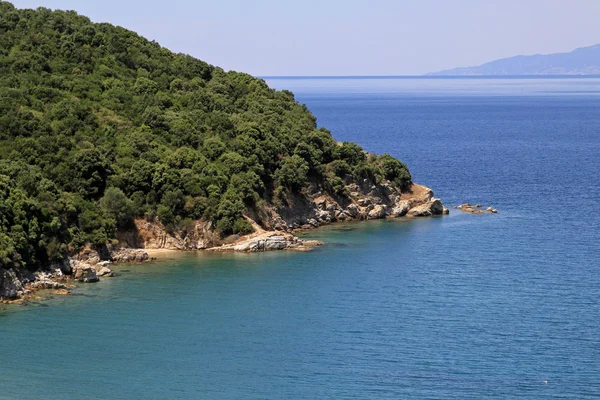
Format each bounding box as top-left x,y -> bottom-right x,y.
259,74 -> 600,79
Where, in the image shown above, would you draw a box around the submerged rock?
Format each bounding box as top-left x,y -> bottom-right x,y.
459,203 -> 498,214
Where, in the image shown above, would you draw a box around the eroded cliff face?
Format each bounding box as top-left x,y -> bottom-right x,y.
0,247 -> 150,301
116,181 -> 448,252
116,219 -> 222,251
268,182 -> 446,230
1,179 -> 447,301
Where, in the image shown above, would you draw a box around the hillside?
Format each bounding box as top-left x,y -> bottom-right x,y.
429,43 -> 600,75
0,1 -> 447,280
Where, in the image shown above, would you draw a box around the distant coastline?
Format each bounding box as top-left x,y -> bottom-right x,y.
260,75 -> 600,80
427,43 -> 600,76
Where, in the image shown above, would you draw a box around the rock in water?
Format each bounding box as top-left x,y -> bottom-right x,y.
367,205 -> 387,219
390,200 -> 410,217
96,267 -> 114,277
70,261 -> 99,283
408,198 -> 445,217
110,248 -> 149,263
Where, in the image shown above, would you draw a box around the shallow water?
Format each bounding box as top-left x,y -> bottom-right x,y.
2,77 -> 600,399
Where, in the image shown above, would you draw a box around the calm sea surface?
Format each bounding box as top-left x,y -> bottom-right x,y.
2,77 -> 600,399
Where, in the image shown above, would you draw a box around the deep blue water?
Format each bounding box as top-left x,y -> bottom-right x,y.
2,78 -> 600,399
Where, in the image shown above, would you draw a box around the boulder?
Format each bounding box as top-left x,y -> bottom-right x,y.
345,204 -> 360,217
110,248 -> 149,263
70,261 -> 99,283
96,267 -> 114,277
317,210 -> 331,222
409,198 -> 445,217
335,210 -> 351,221
0,268 -> 25,300
264,236 -> 289,251
218,232 -> 321,253
28,278 -> 67,290
97,261 -> 112,268
430,198 -> 445,215
74,247 -> 102,264
390,200 -> 410,217
408,204 -> 432,217
368,205 -> 387,219
326,202 -> 340,213
315,198 -> 327,210
357,198 -> 372,207
50,256 -> 72,275
232,234 -> 291,252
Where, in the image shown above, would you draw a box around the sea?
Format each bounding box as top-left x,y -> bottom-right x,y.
1,77 -> 599,399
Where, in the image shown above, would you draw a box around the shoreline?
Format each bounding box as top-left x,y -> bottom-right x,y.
1,183 -> 451,303
0,213 -> 428,305
143,248 -> 185,259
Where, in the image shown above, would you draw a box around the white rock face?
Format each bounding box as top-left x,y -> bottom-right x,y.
368,205 -> 387,220
408,198 -> 445,217
0,268 -> 25,299
214,232 -> 322,253
390,200 -> 411,217
96,266 -> 114,277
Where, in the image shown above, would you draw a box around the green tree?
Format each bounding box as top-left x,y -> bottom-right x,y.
274,155 -> 309,191
0,2 -> 415,270
99,187 -> 134,228
377,154 -> 412,189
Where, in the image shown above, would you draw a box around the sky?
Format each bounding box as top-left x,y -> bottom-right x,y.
8,0 -> 600,76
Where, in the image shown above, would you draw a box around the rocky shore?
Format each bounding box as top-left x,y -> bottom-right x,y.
210,231 -> 324,253
0,246 -> 150,303
1,182 -> 448,302
453,203 -> 498,214
116,182 -> 449,252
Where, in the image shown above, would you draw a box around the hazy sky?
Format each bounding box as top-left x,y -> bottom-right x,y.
9,0 -> 600,76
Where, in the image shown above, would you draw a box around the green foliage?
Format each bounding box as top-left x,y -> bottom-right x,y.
232,219 -> 254,235
274,155 -> 309,191
99,187 -> 134,228
328,159 -> 352,178
377,154 -> 412,189
0,2 -> 412,269
336,142 -> 366,165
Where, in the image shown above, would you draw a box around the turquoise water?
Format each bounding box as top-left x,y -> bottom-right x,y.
2,78 -> 600,399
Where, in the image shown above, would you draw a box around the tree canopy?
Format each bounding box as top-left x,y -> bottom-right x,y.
0,1 -> 412,270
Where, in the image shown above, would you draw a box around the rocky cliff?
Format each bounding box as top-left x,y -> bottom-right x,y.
1,179 -> 447,302
117,181 -> 447,252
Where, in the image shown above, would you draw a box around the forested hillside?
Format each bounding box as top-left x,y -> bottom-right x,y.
0,1 -> 411,270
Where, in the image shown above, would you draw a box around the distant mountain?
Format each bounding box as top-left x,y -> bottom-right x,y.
429,44 -> 600,76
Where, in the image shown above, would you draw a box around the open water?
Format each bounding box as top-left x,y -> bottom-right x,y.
1,77 -> 600,399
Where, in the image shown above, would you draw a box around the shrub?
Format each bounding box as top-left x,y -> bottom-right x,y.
99,187 -> 134,228
377,154 -> 412,189
274,155 -> 309,191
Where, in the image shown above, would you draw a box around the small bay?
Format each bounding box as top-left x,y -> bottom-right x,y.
2,77 -> 600,399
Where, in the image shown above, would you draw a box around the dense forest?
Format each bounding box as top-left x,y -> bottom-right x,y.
0,1 -> 411,270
